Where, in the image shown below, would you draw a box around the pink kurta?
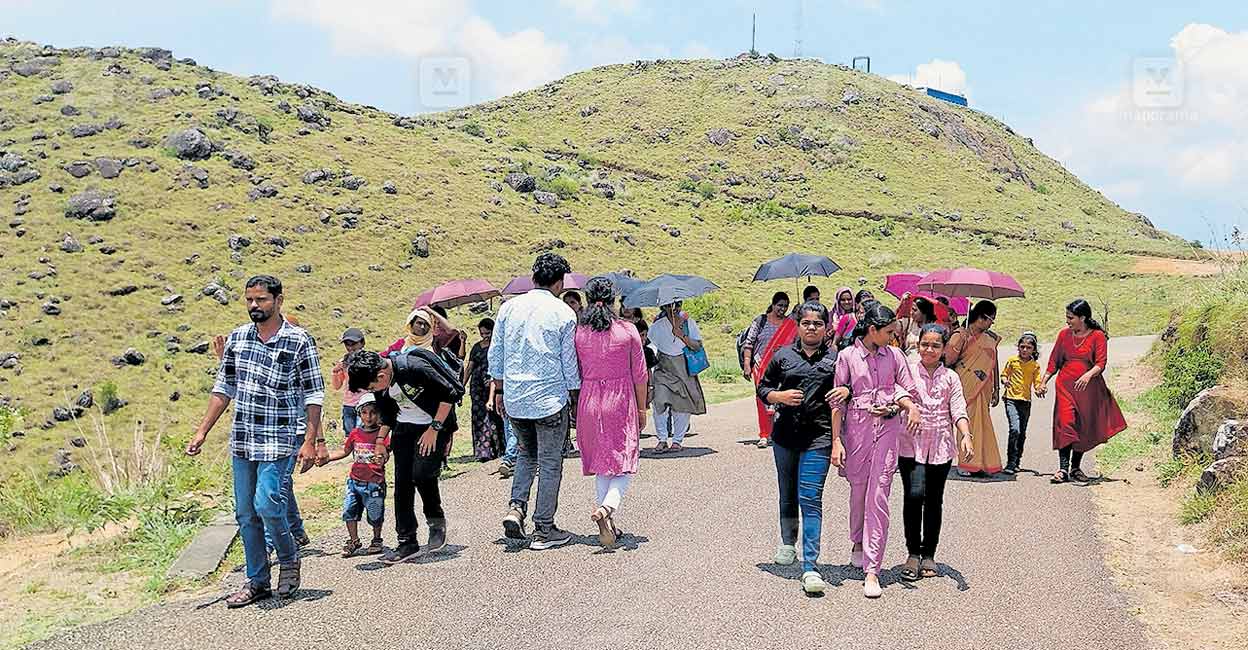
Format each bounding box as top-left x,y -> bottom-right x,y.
900,361 -> 969,465
833,340 -> 917,575
575,320 -> 648,476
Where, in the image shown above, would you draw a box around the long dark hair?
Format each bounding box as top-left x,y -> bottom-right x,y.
580,276 -> 617,332
1066,299 -> 1105,335
852,300 -> 896,341
769,291 -> 790,312
912,296 -> 936,323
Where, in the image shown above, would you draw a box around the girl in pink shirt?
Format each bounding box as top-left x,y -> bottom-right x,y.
898,324 -> 973,582
830,301 -> 920,599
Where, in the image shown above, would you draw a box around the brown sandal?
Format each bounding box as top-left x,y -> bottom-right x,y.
1070,468 -> 1090,483
592,506 -> 616,548
342,539 -> 362,558
225,582 -> 272,608
275,560 -> 301,597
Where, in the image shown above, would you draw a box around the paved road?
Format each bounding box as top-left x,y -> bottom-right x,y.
36,336 -> 1157,650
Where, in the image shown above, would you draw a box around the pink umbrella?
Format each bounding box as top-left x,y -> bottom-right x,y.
412,279 -> 501,309
501,272 -> 590,296
883,272 -> 971,315
916,267 -> 1025,300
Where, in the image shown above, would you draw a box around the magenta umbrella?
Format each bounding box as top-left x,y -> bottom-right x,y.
916,267 -> 1025,300
412,279 -> 501,309
501,272 -> 590,296
883,272 -> 971,315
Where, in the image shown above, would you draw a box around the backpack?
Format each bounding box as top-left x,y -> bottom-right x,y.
736,314 -> 767,370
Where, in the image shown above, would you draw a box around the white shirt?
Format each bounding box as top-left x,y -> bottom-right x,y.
388,383 -> 432,425
648,313 -> 702,356
487,288 -> 581,419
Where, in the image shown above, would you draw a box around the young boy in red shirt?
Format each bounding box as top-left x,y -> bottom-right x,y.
327,393 -> 390,557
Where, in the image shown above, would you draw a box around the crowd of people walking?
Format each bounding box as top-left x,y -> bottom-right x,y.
185,252 -> 1128,606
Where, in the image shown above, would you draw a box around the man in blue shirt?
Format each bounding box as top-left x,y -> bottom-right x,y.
186,275 -> 325,607
489,252 -> 581,550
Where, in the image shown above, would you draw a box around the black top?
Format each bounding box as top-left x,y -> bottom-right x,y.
756,341 -> 839,450
373,348 -> 465,440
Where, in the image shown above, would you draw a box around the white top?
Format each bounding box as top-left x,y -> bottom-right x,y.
388,383 -> 432,425
487,288 -> 581,419
648,313 -> 702,356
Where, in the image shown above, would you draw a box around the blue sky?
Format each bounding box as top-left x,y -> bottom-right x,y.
4,0 -> 1246,243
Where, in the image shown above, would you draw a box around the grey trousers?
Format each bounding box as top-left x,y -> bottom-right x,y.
508,408 -> 568,530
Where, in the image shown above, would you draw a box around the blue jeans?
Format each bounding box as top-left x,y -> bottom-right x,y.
500,415 -> 518,465
265,435 -> 306,553
1004,398 -> 1032,469
342,405 -> 359,434
508,409 -> 568,530
342,478 -> 386,526
773,442 -> 832,572
232,454 -> 298,588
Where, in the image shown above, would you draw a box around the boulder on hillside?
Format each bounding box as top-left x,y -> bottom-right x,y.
70,123 -> 103,138
64,189 -> 117,221
0,152 -> 27,172
1197,457 -> 1244,494
94,157 -> 123,179
706,128 -> 737,146
504,172 -> 536,193
63,161 -> 92,178
533,191 -> 559,207
60,233 -> 84,253
340,175 -> 367,190
248,183 -> 278,200
302,168 -> 334,184
382,181 -> 397,194
220,150 -> 256,171
411,235 -> 430,258
50,79 -> 73,94
1173,386 -> 1248,458
165,128 -> 214,160
1213,420 -> 1247,460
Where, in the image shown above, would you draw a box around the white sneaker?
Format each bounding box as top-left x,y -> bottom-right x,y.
863,576 -> 883,599
801,571 -> 826,594
773,544 -> 797,565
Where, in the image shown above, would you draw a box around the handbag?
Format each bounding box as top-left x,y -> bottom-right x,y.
682,320 -> 710,375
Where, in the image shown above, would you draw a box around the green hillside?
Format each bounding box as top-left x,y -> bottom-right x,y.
0,39 -> 1196,480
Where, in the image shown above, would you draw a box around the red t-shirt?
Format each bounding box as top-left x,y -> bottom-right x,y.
344,427 -> 389,484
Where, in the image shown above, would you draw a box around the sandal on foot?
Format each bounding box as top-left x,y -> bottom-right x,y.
592,506 -> 616,547
341,539 -> 362,558
225,582 -> 272,608
653,442 -> 669,454
1051,470 -> 1068,484
365,537 -> 385,555
669,443 -> 683,452
1070,468 -> 1090,482
900,555 -> 921,581
920,557 -> 938,578
275,560 -> 301,597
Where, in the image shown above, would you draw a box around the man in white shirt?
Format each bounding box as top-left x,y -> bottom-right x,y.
489,252 -> 581,550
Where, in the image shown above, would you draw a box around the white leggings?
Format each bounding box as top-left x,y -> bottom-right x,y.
653,405 -> 691,444
594,474 -> 633,511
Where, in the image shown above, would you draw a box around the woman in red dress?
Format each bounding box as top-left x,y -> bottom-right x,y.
1037,299 -> 1127,483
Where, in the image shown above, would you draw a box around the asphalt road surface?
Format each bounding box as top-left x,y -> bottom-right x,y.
35,336 -> 1157,650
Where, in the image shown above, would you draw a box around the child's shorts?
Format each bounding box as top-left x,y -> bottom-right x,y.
342,478 -> 386,526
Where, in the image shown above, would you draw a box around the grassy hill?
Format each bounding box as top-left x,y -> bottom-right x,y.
0,38 -> 1198,483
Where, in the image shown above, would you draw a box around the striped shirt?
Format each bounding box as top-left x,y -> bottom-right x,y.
212,320 -> 325,461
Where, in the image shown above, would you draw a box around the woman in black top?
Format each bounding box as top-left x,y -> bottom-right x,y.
757,302 -> 850,595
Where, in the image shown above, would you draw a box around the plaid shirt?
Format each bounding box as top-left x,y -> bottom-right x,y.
212,320 -> 325,461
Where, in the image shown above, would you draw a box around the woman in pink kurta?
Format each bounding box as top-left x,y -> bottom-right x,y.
898,324 -> 973,582
830,301 -> 921,599
574,277 -> 650,548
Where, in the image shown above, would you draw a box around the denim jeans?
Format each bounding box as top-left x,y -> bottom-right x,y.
508,408 -> 568,530
390,422 -> 445,546
1004,398 -> 1032,469
265,435 -> 306,554
773,442 -> 832,572
342,405 -> 359,434
899,457 -> 951,558
500,415 -> 518,465
232,454 -> 298,588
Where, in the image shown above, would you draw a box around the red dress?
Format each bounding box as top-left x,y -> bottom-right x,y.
1047,328 -> 1127,452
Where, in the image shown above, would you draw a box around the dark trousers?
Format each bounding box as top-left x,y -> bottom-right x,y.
1058,445 -> 1085,472
1004,398 -> 1032,469
390,421 -> 445,545
899,457 -> 951,559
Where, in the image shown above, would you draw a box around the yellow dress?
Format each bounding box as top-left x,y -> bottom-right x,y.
949,331 -> 1003,473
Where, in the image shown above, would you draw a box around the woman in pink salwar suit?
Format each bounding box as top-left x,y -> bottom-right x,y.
830,301 -> 921,599
574,277 -> 650,548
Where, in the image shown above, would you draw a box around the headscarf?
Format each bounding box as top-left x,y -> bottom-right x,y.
403,307 -> 435,351
830,286 -> 854,323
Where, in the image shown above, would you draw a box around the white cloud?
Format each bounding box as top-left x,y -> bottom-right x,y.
886,59 -> 967,96
681,41 -> 718,60
556,0 -> 638,24
271,0 -> 568,101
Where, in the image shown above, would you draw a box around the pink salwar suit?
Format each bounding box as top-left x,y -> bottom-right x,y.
833,339 -> 918,575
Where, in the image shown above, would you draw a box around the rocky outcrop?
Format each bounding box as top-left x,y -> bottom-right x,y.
1173,386 -> 1247,458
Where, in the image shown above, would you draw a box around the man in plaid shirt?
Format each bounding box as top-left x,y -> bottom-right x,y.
187,275 -> 326,608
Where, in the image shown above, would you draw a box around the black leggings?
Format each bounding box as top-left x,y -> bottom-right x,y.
390,422 -> 446,545
899,457 -> 951,559
1058,445 -> 1085,472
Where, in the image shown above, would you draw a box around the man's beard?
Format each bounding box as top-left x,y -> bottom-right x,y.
249,309 -> 269,323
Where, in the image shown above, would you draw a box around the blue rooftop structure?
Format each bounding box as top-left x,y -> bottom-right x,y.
917,87 -> 968,107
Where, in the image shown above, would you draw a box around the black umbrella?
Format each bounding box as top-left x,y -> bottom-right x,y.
752,252 -> 841,295
622,273 -> 719,308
